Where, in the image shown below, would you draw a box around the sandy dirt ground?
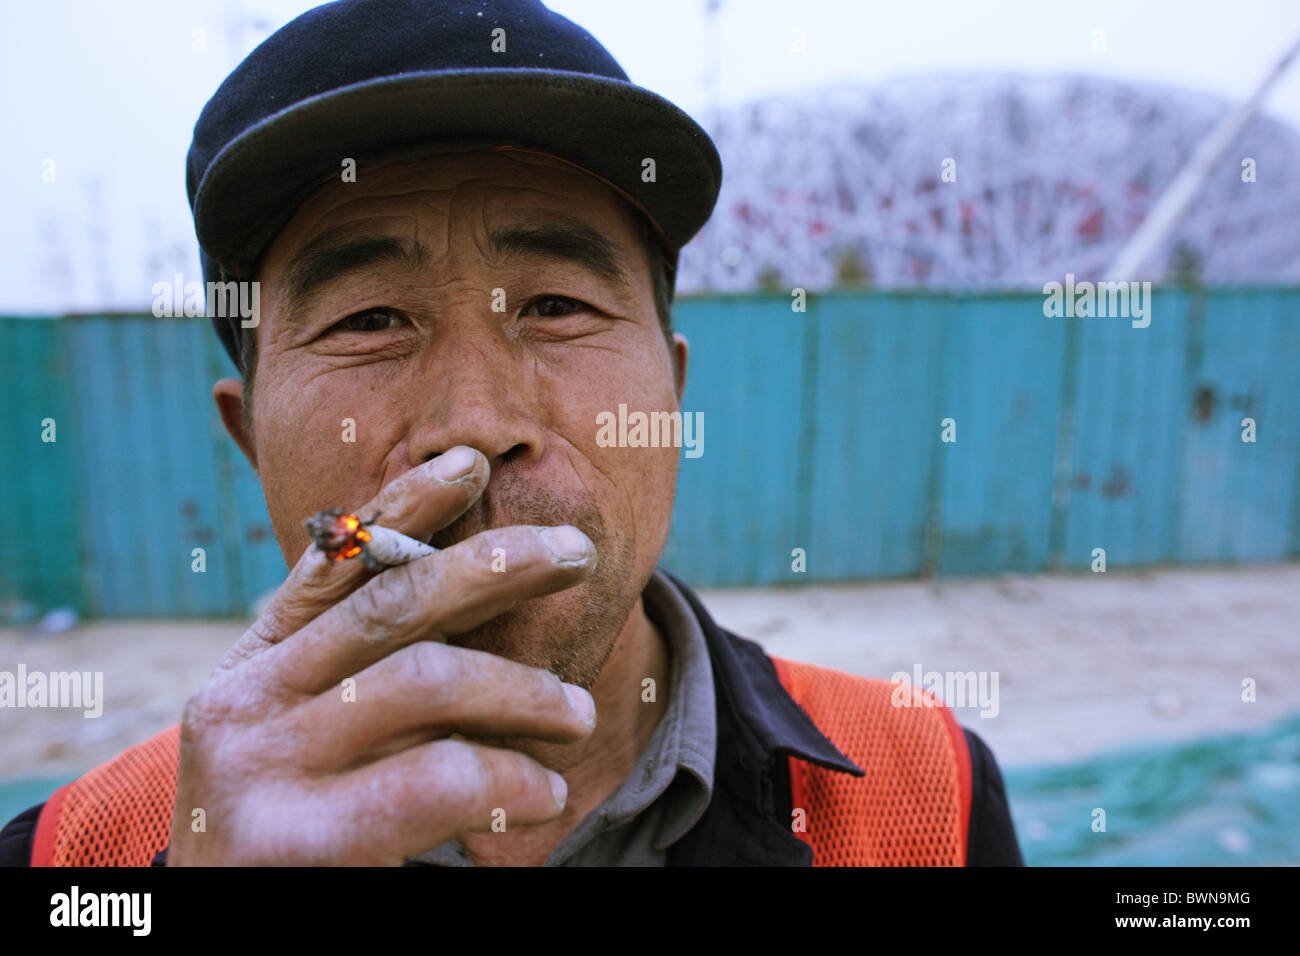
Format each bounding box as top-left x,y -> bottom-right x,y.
1,563 -> 1296,781
704,563 -> 1300,768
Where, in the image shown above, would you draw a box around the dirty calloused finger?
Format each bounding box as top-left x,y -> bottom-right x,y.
215,446 -> 488,672
260,524 -> 597,696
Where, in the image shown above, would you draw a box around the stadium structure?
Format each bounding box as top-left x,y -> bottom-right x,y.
676,74 -> 1300,293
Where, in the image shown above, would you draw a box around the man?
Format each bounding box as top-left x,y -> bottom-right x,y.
1,0 -> 1021,866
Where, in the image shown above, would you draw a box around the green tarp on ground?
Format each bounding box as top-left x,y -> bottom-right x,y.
1006,711 -> 1300,866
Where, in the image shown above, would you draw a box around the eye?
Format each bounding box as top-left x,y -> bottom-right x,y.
330,308 -> 405,333
524,295 -> 588,319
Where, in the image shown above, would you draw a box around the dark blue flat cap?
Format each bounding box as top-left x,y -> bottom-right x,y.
187,0 -> 722,368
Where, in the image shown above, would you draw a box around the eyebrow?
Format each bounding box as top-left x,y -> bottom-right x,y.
281,234 -> 428,311
279,215 -> 633,313
486,217 -> 632,284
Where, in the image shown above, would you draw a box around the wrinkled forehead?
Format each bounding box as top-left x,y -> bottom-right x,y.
259,149 -> 646,272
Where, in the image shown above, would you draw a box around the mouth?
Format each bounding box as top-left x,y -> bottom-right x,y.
427,526 -> 469,549
426,500 -> 496,551
423,477 -> 603,556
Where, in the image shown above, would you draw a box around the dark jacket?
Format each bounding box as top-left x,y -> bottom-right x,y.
0,570 -> 1023,866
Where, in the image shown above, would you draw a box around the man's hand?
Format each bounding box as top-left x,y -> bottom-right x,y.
166,446 -> 599,865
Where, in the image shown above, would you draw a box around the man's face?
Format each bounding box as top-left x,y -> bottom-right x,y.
223,149 -> 688,688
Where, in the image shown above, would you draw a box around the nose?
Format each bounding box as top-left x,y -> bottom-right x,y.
403,321 -> 545,471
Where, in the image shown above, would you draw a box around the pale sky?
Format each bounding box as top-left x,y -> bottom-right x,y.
3,0 -> 1299,311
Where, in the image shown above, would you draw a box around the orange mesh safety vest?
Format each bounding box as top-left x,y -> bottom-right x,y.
31,657 -> 970,866
773,657 -> 971,866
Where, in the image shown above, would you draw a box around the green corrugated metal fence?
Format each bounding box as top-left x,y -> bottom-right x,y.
2,287 -> 1297,616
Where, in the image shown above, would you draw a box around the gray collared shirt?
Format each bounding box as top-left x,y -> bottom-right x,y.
411,566 -> 716,866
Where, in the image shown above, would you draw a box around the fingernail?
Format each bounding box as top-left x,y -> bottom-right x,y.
539,525 -> 592,563
564,683 -> 596,726
431,446 -> 476,483
549,771 -> 568,809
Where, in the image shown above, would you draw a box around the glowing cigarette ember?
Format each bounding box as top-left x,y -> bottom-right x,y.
304,509 -> 437,572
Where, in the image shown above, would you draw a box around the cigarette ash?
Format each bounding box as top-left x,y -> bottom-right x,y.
304,509 -> 382,571
304,509 -> 437,572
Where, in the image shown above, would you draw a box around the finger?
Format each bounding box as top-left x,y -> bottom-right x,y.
289,644 -> 596,769
216,445 -> 488,673
260,524 -> 597,696
326,738 -> 569,864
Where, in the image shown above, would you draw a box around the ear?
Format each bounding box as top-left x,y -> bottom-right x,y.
671,332 -> 689,405
214,378 -> 258,470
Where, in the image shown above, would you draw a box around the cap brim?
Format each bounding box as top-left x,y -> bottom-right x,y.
191,69 -> 722,278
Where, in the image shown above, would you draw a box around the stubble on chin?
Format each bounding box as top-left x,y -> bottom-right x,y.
428,472 -> 640,689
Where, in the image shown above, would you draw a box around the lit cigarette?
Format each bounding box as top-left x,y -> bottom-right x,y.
304,509 -> 437,572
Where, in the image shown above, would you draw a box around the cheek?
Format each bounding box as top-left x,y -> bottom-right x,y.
541,353 -> 681,555
252,374 -> 409,560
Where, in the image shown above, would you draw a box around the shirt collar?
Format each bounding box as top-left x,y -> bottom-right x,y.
659,568 -> 862,778
638,566 -> 716,850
